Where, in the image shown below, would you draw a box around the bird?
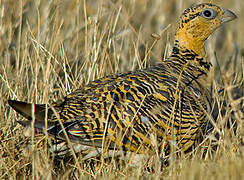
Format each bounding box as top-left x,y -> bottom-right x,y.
8,3 -> 237,160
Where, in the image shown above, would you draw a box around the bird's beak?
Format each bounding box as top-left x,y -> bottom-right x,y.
221,9 -> 237,23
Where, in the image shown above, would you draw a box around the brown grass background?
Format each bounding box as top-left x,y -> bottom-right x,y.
0,0 -> 243,179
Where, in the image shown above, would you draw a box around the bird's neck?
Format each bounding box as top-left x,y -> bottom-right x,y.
174,24 -> 208,57
169,38 -> 212,71
170,26 -> 213,71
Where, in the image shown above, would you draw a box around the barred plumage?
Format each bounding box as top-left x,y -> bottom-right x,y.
8,3 -> 237,158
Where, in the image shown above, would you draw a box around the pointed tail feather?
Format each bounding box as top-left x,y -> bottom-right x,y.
8,100 -> 83,141
8,100 -> 53,128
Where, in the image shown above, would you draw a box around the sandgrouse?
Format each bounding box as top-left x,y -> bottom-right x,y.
8,3 -> 237,159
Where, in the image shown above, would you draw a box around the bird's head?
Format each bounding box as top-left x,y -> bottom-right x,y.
174,3 -> 237,58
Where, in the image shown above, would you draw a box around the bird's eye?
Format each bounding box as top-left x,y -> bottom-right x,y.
201,8 -> 217,19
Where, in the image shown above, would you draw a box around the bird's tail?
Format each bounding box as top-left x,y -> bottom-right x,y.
8,100 -> 55,130
8,99 -> 84,145
8,100 -> 83,157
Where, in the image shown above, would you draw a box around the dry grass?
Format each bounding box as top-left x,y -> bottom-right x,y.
0,0 -> 243,179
